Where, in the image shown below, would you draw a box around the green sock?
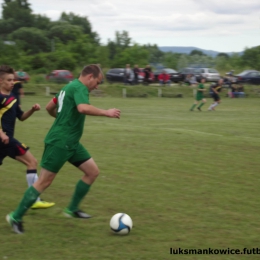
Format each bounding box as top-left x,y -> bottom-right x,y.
67,180 -> 91,212
12,186 -> 40,221
198,102 -> 205,108
190,104 -> 196,110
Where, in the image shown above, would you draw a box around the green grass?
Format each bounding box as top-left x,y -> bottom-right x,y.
0,95 -> 260,260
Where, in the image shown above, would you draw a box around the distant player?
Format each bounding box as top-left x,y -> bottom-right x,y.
7,64 -> 121,234
190,77 -> 207,111
208,78 -> 223,111
0,65 -> 55,210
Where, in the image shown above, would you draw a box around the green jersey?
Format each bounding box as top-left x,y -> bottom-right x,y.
196,83 -> 205,100
44,79 -> 90,150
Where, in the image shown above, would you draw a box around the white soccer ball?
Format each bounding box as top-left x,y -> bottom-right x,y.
110,213 -> 133,235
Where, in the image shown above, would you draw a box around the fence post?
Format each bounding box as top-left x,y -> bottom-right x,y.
158,88 -> 162,97
46,86 -> 50,96
123,88 -> 127,98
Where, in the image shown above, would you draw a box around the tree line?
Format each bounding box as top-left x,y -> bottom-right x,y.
0,0 -> 260,74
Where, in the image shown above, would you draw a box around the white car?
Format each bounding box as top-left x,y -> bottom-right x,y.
194,68 -> 220,82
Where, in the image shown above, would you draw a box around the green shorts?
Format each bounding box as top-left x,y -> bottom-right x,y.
40,143 -> 91,173
196,94 -> 204,101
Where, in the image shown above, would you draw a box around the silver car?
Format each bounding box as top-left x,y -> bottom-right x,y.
194,68 -> 220,82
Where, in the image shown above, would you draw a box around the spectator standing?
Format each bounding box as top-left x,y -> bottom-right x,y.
133,65 -> 139,85
124,64 -> 132,85
143,65 -> 151,85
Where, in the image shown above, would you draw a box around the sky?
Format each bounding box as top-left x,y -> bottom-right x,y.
0,0 -> 260,52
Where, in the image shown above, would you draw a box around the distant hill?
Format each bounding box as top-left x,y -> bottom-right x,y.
158,46 -> 243,57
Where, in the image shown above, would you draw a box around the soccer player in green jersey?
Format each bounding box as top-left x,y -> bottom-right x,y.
190,77 -> 207,111
6,64 -> 121,234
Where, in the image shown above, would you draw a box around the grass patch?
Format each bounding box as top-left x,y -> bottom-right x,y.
0,96 -> 259,260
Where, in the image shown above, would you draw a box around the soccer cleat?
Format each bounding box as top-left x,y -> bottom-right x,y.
197,107 -> 201,111
6,213 -> 24,234
63,208 -> 92,219
31,200 -> 55,209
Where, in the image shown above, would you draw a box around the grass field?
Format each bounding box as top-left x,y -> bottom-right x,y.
0,94 -> 259,260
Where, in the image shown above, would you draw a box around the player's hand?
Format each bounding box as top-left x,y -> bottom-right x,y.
106,108 -> 121,119
32,104 -> 41,111
0,132 -> 9,144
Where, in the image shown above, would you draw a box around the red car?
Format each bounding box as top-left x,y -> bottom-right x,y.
15,71 -> 30,83
46,70 -> 74,83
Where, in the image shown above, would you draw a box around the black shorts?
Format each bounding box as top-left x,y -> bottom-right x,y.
211,93 -> 220,101
0,137 -> 29,165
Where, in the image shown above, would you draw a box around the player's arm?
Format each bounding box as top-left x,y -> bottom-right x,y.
20,104 -> 40,121
46,97 -> 57,118
0,128 -> 9,144
77,104 -> 120,118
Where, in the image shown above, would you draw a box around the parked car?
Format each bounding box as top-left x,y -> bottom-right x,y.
106,68 -> 146,84
46,70 -> 74,83
154,68 -> 181,83
178,67 -> 202,82
196,68 -> 220,82
234,70 -> 260,84
15,71 -> 30,83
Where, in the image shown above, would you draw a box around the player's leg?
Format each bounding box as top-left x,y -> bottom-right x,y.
64,144 -> 96,218
15,148 -> 55,209
6,168 -> 56,234
190,100 -> 198,111
208,94 -> 218,110
197,98 -> 207,111
6,144 -> 68,233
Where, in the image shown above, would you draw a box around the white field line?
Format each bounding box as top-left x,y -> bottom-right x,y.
91,122 -> 223,137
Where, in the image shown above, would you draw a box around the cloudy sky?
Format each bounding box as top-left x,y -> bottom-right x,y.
1,0 -> 259,52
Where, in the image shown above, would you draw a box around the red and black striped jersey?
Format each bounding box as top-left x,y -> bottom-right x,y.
0,92 -> 24,137
210,83 -> 222,92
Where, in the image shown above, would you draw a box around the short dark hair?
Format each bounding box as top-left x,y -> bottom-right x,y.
0,65 -> 15,78
81,64 -> 102,78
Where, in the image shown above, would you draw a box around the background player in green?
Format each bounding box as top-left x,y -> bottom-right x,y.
6,64 -> 121,234
190,77 -> 207,111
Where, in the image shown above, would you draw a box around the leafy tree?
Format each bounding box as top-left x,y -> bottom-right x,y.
33,14 -> 51,31
217,52 -> 229,59
115,31 -> 131,50
0,18 -> 18,37
177,55 -> 189,70
1,0 -> 34,28
144,44 -> 164,64
59,12 -> 100,44
0,40 -> 20,68
111,44 -> 149,68
47,23 -> 83,44
162,52 -> 182,70
9,27 -> 50,54
107,40 -> 117,60
189,50 -> 205,56
242,46 -> 260,70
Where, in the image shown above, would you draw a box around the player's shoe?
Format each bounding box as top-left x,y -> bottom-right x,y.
6,213 -> 24,234
63,208 -> 92,219
197,107 -> 201,111
31,200 -> 55,209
